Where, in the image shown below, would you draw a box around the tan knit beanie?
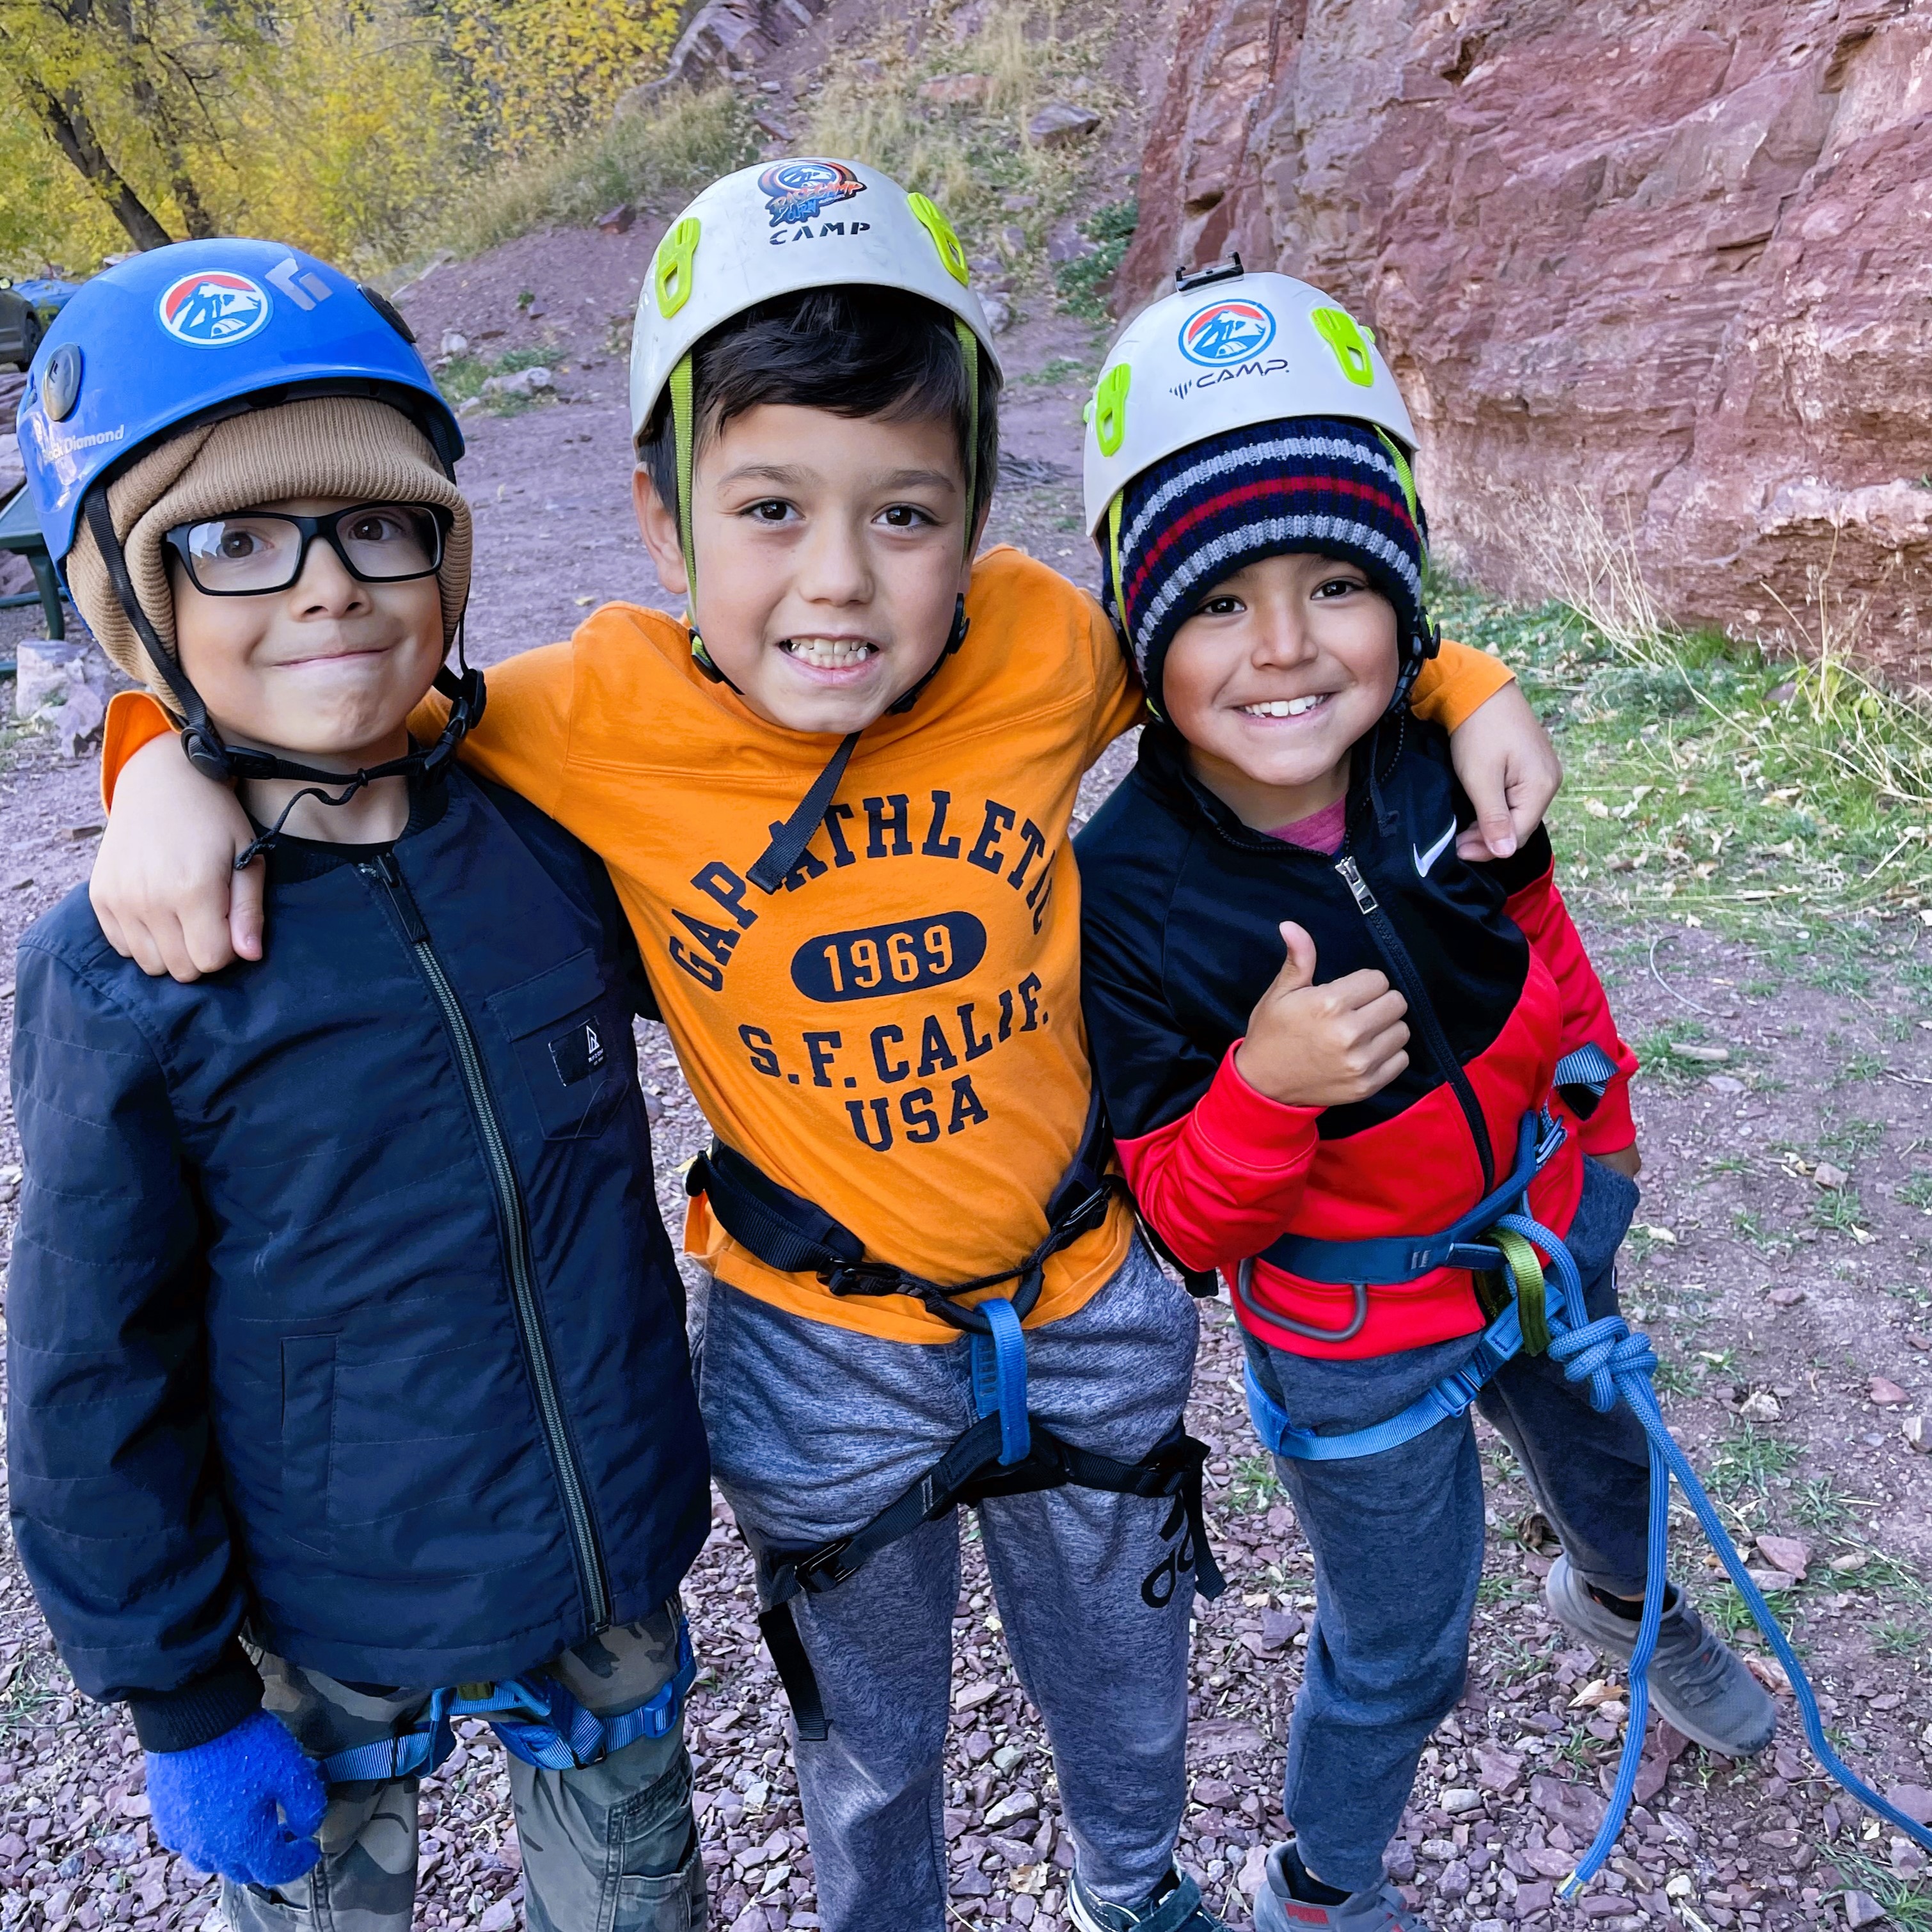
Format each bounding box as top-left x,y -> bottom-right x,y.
66,395 -> 472,706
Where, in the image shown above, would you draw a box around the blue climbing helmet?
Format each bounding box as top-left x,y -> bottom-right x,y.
13,238 -> 482,807
17,238 -> 462,566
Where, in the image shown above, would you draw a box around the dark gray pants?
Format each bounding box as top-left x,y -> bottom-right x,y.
226,1605 -> 704,1932
696,1240 -> 1202,1932
1242,1157 -> 1646,1891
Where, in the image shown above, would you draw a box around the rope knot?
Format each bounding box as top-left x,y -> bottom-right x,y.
1549,1315 -> 1658,1413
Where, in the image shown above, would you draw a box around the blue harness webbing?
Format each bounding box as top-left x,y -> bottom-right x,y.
315,1619 -> 695,1787
1240,1110 -> 1932,1892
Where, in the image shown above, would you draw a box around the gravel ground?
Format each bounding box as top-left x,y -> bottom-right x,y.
1,217 -> 1929,1932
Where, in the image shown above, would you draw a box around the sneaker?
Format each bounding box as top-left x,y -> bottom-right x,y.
1068,1867 -> 1231,1932
1251,1844 -> 1429,1932
1545,1553 -> 1777,1756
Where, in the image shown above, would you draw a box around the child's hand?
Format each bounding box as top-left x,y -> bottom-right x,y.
1449,680 -> 1562,860
92,734 -> 263,981
1235,922 -> 1411,1107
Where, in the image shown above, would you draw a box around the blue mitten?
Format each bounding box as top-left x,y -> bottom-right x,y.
146,1708 -> 327,1887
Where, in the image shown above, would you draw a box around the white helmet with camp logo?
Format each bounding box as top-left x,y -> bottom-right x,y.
1081,264 -> 1417,539
629,157 -> 1003,445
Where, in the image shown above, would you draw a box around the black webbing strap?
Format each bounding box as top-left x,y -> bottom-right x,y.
686,1085 -> 1121,1334
747,731 -> 860,896
755,1417 -> 1225,1739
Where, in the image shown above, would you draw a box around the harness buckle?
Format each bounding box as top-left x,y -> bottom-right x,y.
820,1260 -> 913,1300
791,1536 -> 865,1593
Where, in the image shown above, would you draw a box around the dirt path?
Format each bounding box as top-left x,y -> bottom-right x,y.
1,221 -> 1929,1932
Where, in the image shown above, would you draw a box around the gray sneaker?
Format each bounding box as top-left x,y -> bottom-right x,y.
1251,1845 -> 1429,1932
1068,1868 -> 1231,1932
1545,1553 -> 1777,1756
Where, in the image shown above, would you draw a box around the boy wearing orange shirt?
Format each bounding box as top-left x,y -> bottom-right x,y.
90,162 -> 1558,1932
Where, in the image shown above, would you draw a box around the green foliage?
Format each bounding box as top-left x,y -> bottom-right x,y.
793,0 -> 1123,306
431,86 -> 757,260
1431,580 -> 1932,950
1055,198 -> 1136,319
0,0 -> 687,273
1706,1424 -> 1801,1500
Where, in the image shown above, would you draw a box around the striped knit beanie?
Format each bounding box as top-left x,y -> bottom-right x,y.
1109,416 -> 1434,717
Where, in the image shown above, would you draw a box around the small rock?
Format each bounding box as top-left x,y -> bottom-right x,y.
1441,1787 -> 1482,1815
1768,1287 -> 1807,1307
1707,1075 -> 1746,1094
998,224 -> 1027,256
1668,1042 -> 1729,1064
1738,1390 -> 1782,1421
477,1904 -> 516,1932
1026,101 -> 1103,147
979,292 -> 1012,335
1475,1746 -> 1523,1794
985,1790 -> 1038,1829
919,72 -> 992,104
1384,1841 -> 1417,1883
1843,1890 -> 1885,1929
1869,1377 -> 1910,1405
595,203 -> 636,235
1437,1858 -> 1472,1900
1517,1881 -> 1556,1913
439,329 -> 469,358
1814,1161 -> 1851,1190
1755,1534 -> 1810,1579
954,1679 -> 999,1711
1259,1608 -> 1303,1651
1904,1414 -> 1926,1452
480,365 -> 553,400
1885,1786 -> 1932,1826
1239,1842 -> 1271,1896
1530,1773 -> 1606,1835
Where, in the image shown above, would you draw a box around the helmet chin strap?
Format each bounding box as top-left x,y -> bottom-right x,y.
83,488 -> 486,864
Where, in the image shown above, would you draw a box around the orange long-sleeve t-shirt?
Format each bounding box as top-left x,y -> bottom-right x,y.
102,546 -> 1513,1342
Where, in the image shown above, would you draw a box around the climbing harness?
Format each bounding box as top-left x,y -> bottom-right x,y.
686,1092 -> 1227,1739
1240,1108 -> 1932,1892
316,1621 -> 697,1786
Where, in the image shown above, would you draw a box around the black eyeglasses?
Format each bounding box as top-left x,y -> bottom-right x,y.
163,503 -> 448,596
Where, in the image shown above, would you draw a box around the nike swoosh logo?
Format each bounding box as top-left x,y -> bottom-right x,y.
1413,820 -> 1457,878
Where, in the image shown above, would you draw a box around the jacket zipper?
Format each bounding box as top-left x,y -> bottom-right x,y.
1334,853 -> 1497,1193
362,852 -> 613,1630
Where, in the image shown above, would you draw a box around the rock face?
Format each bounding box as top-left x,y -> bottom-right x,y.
1121,0 -> 1932,682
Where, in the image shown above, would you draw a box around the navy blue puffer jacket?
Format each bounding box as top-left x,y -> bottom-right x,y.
6,768 -> 709,1748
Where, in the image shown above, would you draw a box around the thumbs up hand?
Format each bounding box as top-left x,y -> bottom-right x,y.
1234,922 -> 1411,1108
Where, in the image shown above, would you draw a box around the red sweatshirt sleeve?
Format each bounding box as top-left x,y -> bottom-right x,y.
1114,1045 -> 1326,1273
1503,860 -> 1639,1153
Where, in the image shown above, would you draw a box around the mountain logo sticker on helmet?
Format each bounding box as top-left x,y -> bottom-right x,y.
758,159 -> 867,229
157,270 -> 272,347
1178,298 -> 1276,367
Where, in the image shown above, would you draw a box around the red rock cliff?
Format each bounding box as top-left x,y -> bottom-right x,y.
1121,0 -> 1932,681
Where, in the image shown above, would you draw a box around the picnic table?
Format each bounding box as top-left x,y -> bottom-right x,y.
0,480 -> 67,644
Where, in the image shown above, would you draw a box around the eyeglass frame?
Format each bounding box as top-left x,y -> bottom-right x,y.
161,501 -> 450,598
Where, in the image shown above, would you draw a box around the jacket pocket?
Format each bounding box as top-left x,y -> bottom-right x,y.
490,949 -> 630,1143
280,1334 -> 337,1554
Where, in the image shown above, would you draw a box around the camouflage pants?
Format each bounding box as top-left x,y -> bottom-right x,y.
223,1603 -> 706,1932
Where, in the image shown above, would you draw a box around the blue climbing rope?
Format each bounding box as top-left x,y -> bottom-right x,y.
1548,1315 -> 1932,1894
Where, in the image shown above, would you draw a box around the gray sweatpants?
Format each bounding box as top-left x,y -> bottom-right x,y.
225,1605 -> 704,1932
696,1238 -> 1202,1932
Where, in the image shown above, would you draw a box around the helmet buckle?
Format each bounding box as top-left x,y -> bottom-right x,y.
1174,253 -> 1246,294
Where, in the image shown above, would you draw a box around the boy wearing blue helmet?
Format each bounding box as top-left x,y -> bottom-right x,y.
7,241 -> 712,1932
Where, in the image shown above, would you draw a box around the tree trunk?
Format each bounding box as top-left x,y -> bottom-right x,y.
0,33 -> 175,249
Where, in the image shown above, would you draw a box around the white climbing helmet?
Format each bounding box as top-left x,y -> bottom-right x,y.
1081,265 -> 1418,540
628,157 -> 1004,446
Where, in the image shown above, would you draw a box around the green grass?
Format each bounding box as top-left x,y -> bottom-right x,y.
1793,1477 -> 1853,1532
1830,1851 -> 1932,1932
1875,1619 -> 1927,1659
1228,1453 -> 1283,1514
792,0 -> 1122,307
1813,1185 -> 1868,1237
1707,1423 -> 1801,1499
1818,1116 -> 1887,1160
1055,198 -> 1137,321
436,346 -> 560,416
1432,575 -> 1932,949
420,85 -> 758,260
